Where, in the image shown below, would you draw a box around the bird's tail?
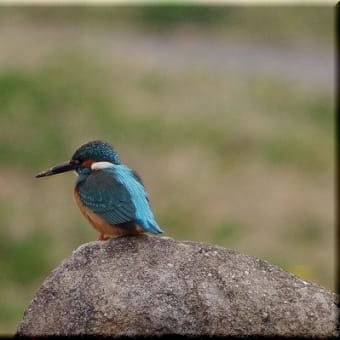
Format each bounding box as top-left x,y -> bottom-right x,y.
137,218 -> 164,234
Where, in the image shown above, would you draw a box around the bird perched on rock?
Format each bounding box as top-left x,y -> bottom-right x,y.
36,140 -> 163,240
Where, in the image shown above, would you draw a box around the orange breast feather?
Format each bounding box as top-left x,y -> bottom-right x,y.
73,187 -> 132,237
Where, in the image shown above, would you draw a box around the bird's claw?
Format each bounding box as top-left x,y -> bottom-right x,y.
98,234 -> 109,241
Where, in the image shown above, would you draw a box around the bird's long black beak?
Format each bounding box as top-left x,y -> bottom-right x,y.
35,160 -> 77,178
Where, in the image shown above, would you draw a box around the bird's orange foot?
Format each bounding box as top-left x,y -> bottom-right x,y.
98,234 -> 109,241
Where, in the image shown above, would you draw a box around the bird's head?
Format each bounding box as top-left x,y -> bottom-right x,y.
36,140 -> 121,178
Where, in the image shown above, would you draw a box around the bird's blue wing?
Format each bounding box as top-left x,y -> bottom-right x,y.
77,170 -> 136,224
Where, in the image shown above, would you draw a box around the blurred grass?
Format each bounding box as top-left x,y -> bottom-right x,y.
0,5 -> 335,335
0,229 -> 51,284
0,63 -> 333,172
0,5 -> 333,43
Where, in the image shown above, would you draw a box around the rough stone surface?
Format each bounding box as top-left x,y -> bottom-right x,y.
16,235 -> 338,336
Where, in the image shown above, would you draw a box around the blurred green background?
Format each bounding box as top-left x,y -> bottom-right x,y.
0,5 -> 335,334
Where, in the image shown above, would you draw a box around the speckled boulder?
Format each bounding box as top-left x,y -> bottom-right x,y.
16,235 -> 338,336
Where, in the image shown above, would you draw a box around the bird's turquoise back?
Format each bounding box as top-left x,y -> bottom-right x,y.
76,165 -> 163,234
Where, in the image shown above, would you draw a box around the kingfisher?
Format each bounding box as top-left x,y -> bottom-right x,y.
36,140 -> 164,240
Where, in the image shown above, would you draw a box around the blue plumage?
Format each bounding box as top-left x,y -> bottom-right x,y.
36,140 -> 164,239
77,165 -> 163,234
74,140 -> 121,165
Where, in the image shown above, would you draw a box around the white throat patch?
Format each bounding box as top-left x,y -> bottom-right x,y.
91,161 -> 114,171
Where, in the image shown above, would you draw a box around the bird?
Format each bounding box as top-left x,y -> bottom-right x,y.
36,140 -> 164,240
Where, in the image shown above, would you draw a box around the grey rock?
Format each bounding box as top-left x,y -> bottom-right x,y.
16,235 -> 338,336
